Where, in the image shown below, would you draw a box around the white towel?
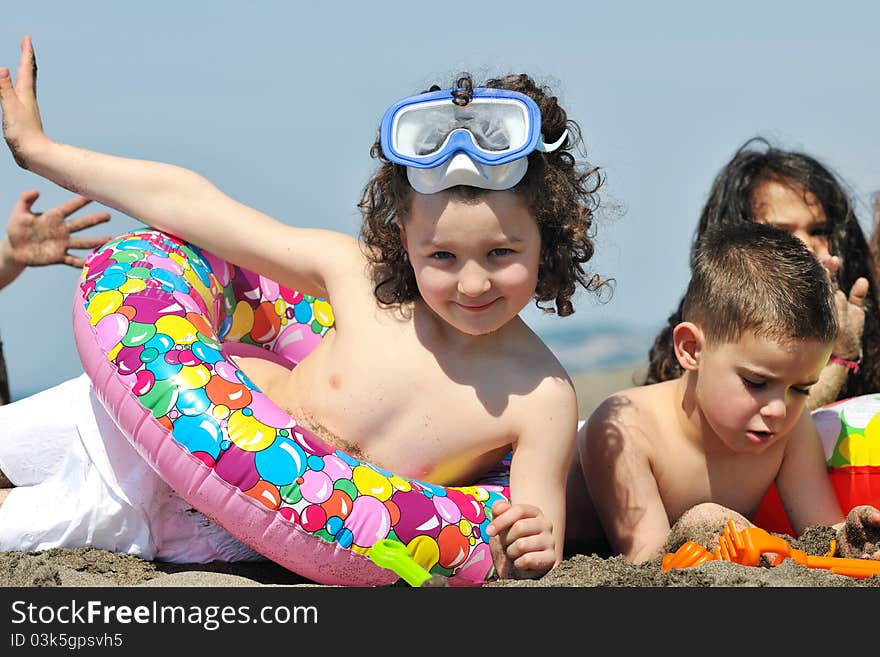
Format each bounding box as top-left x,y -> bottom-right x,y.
0,374 -> 263,563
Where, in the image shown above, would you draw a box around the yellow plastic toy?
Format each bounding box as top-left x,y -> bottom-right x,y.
368,539 -> 447,587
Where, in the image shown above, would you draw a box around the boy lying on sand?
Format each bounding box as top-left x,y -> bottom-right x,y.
565,221 -> 880,563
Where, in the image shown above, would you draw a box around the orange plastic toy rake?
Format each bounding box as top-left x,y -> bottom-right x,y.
661,520 -> 880,580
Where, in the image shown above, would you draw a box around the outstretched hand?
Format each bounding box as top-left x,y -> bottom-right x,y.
820,254 -> 868,361
0,34 -> 47,169
836,505 -> 880,560
485,499 -> 556,580
4,189 -> 110,269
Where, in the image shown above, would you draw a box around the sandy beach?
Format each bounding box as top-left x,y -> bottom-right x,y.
571,363 -> 646,418
1,522 -> 878,588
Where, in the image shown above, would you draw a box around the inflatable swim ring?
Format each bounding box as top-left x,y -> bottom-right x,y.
753,394 -> 880,536
72,229 -> 511,586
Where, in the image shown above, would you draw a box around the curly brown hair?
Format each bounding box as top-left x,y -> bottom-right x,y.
357,72 -> 606,317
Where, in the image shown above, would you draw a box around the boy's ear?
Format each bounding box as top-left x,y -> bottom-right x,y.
673,321 -> 704,372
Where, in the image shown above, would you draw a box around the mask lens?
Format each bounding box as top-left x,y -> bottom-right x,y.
462,100 -> 528,151
398,105 -> 457,156
392,98 -> 531,159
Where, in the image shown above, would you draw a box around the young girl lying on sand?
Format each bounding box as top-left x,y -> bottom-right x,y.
0,36 -> 606,579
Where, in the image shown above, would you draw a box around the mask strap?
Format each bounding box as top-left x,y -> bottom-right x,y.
535,128 -> 568,153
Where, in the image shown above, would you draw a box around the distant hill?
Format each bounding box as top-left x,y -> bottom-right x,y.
536,323 -> 653,376
534,323 -> 655,416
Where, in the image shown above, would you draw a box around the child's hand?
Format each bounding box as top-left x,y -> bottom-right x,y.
485,499 -> 556,580
5,190 -> 111,269
0,35 -> 48,169
836,505 -> 880,560
819,253 -> 867,362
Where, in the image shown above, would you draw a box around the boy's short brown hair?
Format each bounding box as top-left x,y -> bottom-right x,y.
682,221 -> 837,346
358,73 -> 605,317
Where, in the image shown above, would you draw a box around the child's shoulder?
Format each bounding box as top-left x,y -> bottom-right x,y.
498,325 -> 577,409
517,330 -> 576,393
589,379 -> 677,431
579,382 -> 679,466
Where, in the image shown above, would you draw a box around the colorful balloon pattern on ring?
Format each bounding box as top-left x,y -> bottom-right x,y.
73,229 -> 510,586
754,394 -> 880,535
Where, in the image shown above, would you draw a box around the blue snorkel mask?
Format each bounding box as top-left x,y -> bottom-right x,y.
379,87 -> 568,194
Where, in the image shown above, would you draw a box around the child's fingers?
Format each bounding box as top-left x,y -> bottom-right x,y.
819,254 -> 841,283
67,235 -> 112,250
848,277 -> 869,306
486,502 -> 539,537
53,195 -> 94,218
0,67 -> 16,104
13,189 -> 39,214
485,499 -> 512,536
490,499 -> 511,517
493,516 -> 556,578
511,546 -> 556,574
63,212 -> 112,234
507,525 -> 556,575
16,35 -> 36,97
497,518 -> 554,557
64,255 -> 87,268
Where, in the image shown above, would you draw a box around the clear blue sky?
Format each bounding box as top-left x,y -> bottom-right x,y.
2,0 -> 879,398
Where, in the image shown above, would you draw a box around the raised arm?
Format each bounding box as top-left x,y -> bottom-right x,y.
0,36 -> 359,299
806,256 -> 868,409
